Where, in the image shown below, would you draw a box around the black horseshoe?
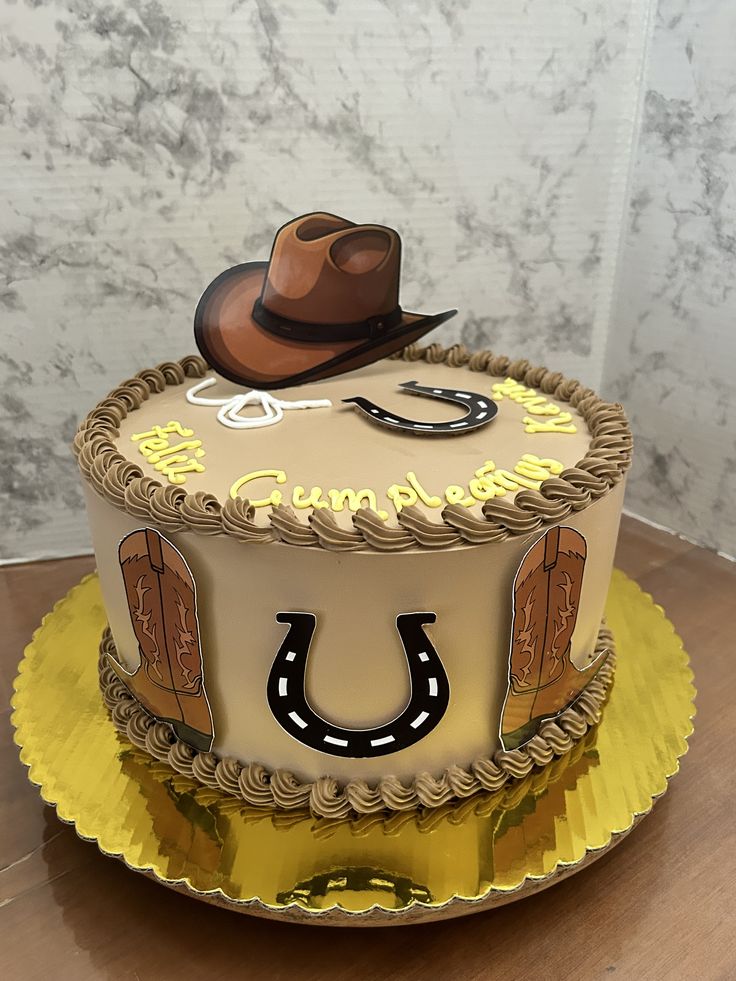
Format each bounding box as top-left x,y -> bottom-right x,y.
267,612 -> 450,758
342,380 -> 498,435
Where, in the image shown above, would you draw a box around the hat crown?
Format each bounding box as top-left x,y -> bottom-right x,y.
260,213 -> 401,326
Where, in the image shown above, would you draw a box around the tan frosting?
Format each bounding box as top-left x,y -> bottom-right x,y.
87,478 -> 624,785
80,342 -> 630,796
99,624 -> 615,818
74,345 -> 631,551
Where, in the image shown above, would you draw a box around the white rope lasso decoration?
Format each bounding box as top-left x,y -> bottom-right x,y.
186,378 -> 332,430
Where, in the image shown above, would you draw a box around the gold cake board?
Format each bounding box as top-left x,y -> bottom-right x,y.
11,570 -> 694,926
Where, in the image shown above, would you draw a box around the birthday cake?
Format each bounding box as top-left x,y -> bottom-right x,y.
74,213 -> 632,818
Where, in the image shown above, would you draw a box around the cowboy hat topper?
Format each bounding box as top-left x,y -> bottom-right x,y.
194,213 -> 457,390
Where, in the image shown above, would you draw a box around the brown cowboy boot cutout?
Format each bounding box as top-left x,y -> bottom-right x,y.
501,526 -> 610,750
113,528 -> 214,752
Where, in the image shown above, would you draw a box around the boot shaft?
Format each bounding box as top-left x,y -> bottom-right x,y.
119,528 -> 203,696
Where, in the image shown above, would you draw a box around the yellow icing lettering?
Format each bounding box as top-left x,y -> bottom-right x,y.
229,469 -> 287,507
128,412 -> 572,512
222,450 -> 567,518
445,485 -> 475,508
469,476 -> 503,501
406,472 -> 442,508
474,460 -> 496,478
166,420 -> 195,437
146,439 -> 205,465
515,454 -> 564,481
506,470 -> 542,490
491,470 -> 522,491
327,488 -> 390,521
470,460 -> 508,498
292,485 -> 329,510
159,459 -> 206,484
492,379 -> 567,421
134,436 -> 171,456
131,421 -> 205,485
131,421 -> 194,442
152,453 -> 188,471
516,394 -> 560,416
387,483 -> 418,513
523,413 -> 577,434
491,378 -> 527,400
468,453 -> 565,501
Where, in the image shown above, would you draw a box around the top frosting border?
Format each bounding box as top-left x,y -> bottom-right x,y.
73,343 -> 633,552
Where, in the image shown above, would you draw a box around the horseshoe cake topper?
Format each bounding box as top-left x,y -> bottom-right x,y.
267,612 -> 450,758
342,381 -> 498,435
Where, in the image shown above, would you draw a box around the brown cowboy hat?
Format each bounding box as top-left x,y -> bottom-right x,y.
194,212 -> 457,390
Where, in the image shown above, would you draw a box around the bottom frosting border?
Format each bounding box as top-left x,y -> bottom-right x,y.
99,624 -> 616,819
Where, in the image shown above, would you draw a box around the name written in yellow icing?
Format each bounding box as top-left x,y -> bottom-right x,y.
491,378 -> 577,433
131,421 -> 205,485
229,454 -> 564,521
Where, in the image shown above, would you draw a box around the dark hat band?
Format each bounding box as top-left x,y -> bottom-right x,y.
252,299 -> 404,343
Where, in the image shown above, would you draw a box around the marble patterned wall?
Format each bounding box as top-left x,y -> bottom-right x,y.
604,0 -> 736,557
4,0 -> 724,562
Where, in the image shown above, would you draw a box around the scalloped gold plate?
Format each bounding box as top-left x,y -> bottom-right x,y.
11,570 -> 694,925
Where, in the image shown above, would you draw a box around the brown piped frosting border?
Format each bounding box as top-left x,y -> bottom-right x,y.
100,623 -> 615,819
73,345 -> 632,552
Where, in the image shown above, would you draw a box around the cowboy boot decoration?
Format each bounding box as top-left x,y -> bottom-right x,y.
500,526 -> 610,751
267,612 -> 449,758
114,528 -> 214,752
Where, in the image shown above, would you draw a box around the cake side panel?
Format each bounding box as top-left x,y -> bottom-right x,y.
84,485 -> 143,676
83,479 -> 624,786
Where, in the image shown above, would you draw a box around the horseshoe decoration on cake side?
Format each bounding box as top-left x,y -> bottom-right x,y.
342,380 -> 498,436
267,612 -> 450,758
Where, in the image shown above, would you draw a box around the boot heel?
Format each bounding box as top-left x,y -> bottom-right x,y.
171,720 -> 212,754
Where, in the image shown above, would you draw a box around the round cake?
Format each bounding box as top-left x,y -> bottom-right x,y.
75,342 -> 631,818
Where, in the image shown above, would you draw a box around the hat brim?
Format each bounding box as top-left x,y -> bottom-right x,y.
194,262 -> 457,391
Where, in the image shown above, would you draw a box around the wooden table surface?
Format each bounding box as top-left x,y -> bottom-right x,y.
1,515 -> 734,981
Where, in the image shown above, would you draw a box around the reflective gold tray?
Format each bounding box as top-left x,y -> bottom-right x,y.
11,570 -> 694,925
